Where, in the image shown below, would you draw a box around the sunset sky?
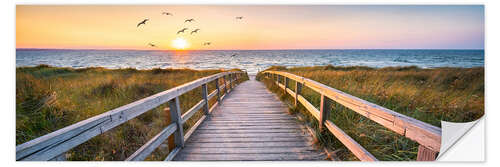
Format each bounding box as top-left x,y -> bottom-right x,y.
16,5 -> 484,50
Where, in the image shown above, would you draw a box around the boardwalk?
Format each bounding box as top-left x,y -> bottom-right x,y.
174,76 -> 326,161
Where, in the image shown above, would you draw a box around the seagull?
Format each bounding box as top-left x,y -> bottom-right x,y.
184,19 -> 195,23
203,42 -> 211,46
177,28 -> 188,34
191,29 -> 200,34
137,19 -> 149,27
235,16 -> 243,20
148,43 -> 156,47
162,12 -> 173,16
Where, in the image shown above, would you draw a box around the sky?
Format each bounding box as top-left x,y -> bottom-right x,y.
16,5 -> 484,50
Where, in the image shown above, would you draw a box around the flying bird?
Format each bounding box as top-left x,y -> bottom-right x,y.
162,12 -> 173,16
177,28 -> 188,34
148,43 -> 156,47
137,19 -> 149,27
235,16 -> 243,20
184,19 -> 195,23
191,29 -> 200,34
203,42 -> 211,46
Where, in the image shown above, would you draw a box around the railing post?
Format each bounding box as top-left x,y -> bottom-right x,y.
168,97 -> 184,148
276,74 -> 280,85
319,94 -> 331,131
229,74 -> 233,90
201,83 -> 209,115
295,81 -> 302,107
215,78 -> 221,102
284,77 -> 289,94
417,145 -> 438,161
164,107 -> 175,152
223,75 -> 228,93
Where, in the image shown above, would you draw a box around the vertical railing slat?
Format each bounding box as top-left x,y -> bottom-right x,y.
215,78 -> 221,102
201,83 -> 209,115
168,97 -> 184,148
319,94 -> 331,131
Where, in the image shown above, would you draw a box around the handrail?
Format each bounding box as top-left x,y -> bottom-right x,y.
262,71 -> 441,161
16,70 -> 247,161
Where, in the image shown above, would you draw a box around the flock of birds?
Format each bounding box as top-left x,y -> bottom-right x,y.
136,10 -> 243,56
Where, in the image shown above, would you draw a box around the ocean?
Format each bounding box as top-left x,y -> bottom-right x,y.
16,49 -> 484,74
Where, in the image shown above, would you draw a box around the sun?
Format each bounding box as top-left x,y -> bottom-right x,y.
172,37 -> 189,50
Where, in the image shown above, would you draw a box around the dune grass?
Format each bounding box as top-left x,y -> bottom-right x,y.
16,65 -> 248,160
256,65 -> 483,161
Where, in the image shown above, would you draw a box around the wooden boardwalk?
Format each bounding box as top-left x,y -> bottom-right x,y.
174,76 -> 326,161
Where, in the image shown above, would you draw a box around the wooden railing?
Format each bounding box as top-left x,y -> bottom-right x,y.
16,71 -> 247,161
261,71 -> 441,161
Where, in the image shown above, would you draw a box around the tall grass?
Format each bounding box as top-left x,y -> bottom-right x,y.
256,65 -> 483,161
16,65 -> 248,160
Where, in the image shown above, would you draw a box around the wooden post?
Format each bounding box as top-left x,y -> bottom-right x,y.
295,82 -> 302,107
276,75 -> 280,85
223,75 -> 228,93
229,74 -> 233,90
164,107 -> 175,151
417,145 -> 438,161
215,78 -> 221,102
168,97 -> 184,148
319,94 -> 331,131
284,77 -> 289,94
201,83 -> 209,115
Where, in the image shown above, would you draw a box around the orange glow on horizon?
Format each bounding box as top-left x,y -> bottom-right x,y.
16,5 -> 484,50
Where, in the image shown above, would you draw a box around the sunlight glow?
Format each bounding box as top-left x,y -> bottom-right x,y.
172,38 -> 189,50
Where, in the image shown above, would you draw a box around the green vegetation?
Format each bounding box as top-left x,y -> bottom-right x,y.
256,65 -> 483,161
16,65 -> 248,160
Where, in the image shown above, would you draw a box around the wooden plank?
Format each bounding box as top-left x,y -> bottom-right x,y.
193,133 -> 305,138
194,129 -> 303,134
125,123 -> 177,161
180,99 -> 206,124
416,145 -> 438,161
324,120 -> 377,161
164,147 -> 182,161
174,153 -> 325,161
179,147 -> 317,154
297,95 -> 320,120
189,137 -> 312,143
182,141 -> 312,148
183,115 -> 207,143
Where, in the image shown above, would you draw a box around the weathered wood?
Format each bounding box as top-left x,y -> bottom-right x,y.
201,83 -> 209,115
175,153 -> 326,161
416,145 -> 438,161
324,120 -> 377,161
263,71 -> 441,153
164,107 -> 175,156
174,78 -> 325,161
319,94 -> 331,131
215,78 -> 221,102
16,71 -> 243,161
284,77 -> 289,94
295,81 -> 302,107
169,97 -> 185,148
126,123 -> 177,161
180,99 -> 206,124
183,115 -> 206,143
164,147 -> 182,161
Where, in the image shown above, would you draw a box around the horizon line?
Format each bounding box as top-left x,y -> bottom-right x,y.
16,47 -> 485,51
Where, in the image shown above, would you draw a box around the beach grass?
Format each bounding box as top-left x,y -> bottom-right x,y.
16,65 -> 248,160
256,65 -> 483,161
